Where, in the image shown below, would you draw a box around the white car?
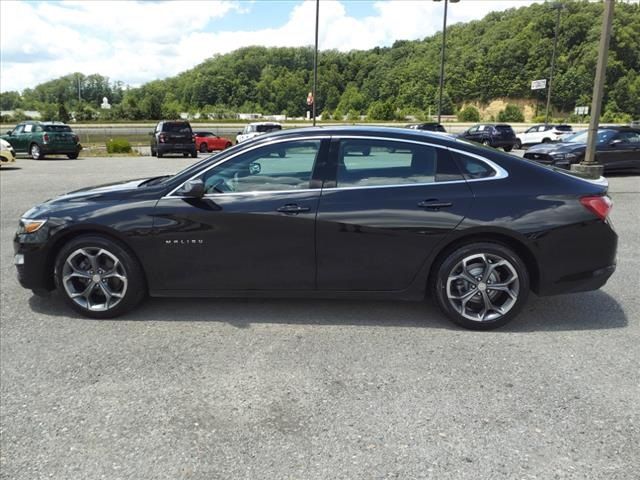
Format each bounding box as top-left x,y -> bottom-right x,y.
0,138 -> 16,166
515,124 -> 573,149
236,122 -> 282,144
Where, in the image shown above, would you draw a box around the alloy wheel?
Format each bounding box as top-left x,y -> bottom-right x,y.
446,253 -> 519,322
61,247 -> 128,312
31,144 -> 40,159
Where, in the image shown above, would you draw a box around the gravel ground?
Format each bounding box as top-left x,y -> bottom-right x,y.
1,154 -> 639,480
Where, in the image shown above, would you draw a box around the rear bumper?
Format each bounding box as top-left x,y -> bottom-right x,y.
157,143 -> 196,154
41,143 -> 81,155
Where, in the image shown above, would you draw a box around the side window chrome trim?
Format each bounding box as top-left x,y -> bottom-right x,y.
446,147 -> 509,182
165,135 -> 331,197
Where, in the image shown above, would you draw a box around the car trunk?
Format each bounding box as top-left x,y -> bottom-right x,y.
494,125 -> 515,139
44,126 -> 76,145
163,123 -> 193,144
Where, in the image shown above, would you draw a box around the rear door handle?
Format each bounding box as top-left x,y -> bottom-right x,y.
417,200 -> 453,210
276,204 -> 310,214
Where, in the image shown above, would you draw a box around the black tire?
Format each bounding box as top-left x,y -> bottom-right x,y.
54,235 -> 147,319
191,150 -> 198,158
157,150 -> 163,158
432,242 -> 529,330
362,147 -> 371,156
277,149 -> 286,158
481,139 -> 491,147
199,143 -> 208,153
503,145 -> 513,152
225,142 -> 232,149
151,147 -> 156,157
183,152 -> 189,157
67,153 -> 79,159
30,143 -> 44,160
514,140 -> 522,150
542,137 -> 551,143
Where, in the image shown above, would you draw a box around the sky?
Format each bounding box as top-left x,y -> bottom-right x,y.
0,0 -> 549,93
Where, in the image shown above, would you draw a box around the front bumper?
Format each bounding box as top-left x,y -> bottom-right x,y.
14,232 -> 55,292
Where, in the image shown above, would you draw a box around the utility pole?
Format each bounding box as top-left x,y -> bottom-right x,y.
435,0 -> 459,124
545,2 -> 563,125
571,0 -> 615,179
312,0 -> 319,126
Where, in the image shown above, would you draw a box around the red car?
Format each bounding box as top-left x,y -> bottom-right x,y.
194,131 -> 233,153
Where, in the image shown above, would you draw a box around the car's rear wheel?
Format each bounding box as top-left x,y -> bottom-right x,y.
191,150 -> 198,158
183,152 -> 189,157
199,143 -> 208,153
514,139 -> 522,149
225,142 -> 232,149
433,242 -> 529,330
151,147 -> 156,157
67,153 -> 79,159
55,235 -> 146,319
30,143 -> 44,160
157,150 -> 163,158
503,145 -> 513,152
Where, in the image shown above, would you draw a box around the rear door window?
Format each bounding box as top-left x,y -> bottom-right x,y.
335,139 -> 461,188
453,152 -> 497,180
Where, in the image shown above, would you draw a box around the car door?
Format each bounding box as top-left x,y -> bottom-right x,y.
520,126 -> 536,145
315,136 -> 473,291
604,131 -> 640,171
150,137 -> 329,292
6,124 -> 25,152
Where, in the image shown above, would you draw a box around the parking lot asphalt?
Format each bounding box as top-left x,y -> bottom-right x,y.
1,154 -> 639,479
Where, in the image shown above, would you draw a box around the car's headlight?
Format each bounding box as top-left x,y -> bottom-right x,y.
18,218 -> 47,234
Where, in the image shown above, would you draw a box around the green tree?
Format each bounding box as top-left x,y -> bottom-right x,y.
497,104 -> 524,122
458,105 -> 480,122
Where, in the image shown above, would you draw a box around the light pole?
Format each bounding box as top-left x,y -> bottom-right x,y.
571,0 -> 615,179
434,0 -> 459,124
545,2 -> 563,125
312,0 -> 319,126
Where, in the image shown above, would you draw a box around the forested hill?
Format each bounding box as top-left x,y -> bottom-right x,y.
2,0 -> 639,121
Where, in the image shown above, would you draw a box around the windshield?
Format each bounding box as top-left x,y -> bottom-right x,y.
562,130 -> 615,144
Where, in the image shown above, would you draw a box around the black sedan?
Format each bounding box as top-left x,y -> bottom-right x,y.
14,127 -> 617,330
524,127 -> 640,173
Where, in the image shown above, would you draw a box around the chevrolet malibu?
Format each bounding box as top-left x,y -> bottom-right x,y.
14,127 -> 617,329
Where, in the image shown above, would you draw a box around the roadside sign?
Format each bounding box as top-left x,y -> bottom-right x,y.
531,79 -> 547,90
574,106 -> 589,115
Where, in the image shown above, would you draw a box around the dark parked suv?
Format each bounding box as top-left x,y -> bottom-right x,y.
150,121 -> 197,158
407,122 -> 446,133
458,124 -> 517,151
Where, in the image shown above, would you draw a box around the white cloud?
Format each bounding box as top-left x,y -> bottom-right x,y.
0,0 -> 543,93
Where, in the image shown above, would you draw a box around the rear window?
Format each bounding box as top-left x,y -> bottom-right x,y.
163,122 -> 192,133
256,124 -> 281,133
495,125 -> 514,133
43,125 -> 72,132
554,125 -> 572,132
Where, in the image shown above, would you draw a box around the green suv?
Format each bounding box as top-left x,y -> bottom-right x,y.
1,121 -> 82,159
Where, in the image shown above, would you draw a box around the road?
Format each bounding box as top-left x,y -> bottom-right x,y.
1,154 -> 639,479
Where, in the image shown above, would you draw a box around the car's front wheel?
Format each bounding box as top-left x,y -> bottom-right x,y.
30,143 -> 44,160
433,242 -> 529,330
482,139 -> 491,147
55,235 -> 146,318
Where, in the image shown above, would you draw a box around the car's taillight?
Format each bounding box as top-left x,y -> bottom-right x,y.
73,134 -> 79,143
580,195 -> 612,220
43,133 -> 49,143
192,134 -> 196,143
159,133 -> 166,143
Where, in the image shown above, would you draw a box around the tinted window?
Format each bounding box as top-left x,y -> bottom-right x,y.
256,124 -> 282,133
12,125 -> 24,135
43,125 -> 71,132
198,140 -> 320,194
336,139 -> 459,188
555,125 -> 572,132
163,122 -> 192,133
454,153 -> 497,180
495,125 -> 514,134
615,131 -> 640,143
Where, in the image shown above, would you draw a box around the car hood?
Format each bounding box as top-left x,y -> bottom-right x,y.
527,142 -> 586,154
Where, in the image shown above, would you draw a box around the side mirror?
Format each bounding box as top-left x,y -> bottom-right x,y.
237,131 -> 242,136
6,130 -> 12,135
179,178 -> 205,198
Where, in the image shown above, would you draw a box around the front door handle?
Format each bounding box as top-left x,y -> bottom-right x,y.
276,204 -> 310,214
417,200 -> 453,210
